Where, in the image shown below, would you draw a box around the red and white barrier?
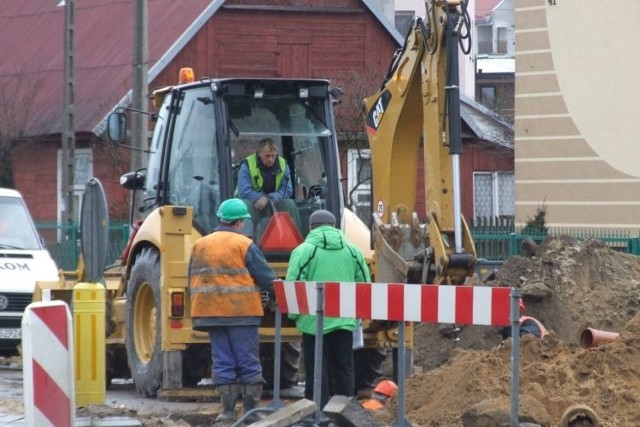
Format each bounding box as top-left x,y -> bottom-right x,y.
22,301 -> 75,427
273,281 -> 511,327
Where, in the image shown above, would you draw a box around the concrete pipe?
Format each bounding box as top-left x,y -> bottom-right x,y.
560,403 -> 600,427
580,328 -> 619,349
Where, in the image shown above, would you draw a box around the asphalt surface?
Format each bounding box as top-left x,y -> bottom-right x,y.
0,354 -> 306,426
0,355 -> 221,426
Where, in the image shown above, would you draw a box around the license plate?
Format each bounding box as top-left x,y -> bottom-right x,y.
0,328 -> 21,339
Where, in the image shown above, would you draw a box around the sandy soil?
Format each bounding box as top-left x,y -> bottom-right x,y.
4,236 -> 640,426
394,236 -> 640,426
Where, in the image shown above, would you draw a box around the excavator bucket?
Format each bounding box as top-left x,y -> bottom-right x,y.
372,212 -> 427,284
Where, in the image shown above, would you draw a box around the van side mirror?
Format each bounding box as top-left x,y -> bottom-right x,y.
107,112 -> 128,143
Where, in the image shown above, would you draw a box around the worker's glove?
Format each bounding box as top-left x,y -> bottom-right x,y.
260,289 -> 276,311
254,196 -> 269,210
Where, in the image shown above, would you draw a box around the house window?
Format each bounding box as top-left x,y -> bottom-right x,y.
395,11 -> 415,39
476,26 -> 492,54
57,148 -> 93,225
480,86 -> 496,110
347,149 -> 372,224
496,27 -> 508,53
473,171 -> 514,219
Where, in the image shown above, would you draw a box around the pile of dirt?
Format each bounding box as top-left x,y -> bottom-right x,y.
401,236 -> 640,425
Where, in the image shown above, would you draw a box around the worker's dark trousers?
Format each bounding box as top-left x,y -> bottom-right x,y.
208,325 -> 263,385
302,329 -> 354,409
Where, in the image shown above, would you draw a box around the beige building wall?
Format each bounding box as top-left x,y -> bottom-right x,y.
515,0 -> 640,232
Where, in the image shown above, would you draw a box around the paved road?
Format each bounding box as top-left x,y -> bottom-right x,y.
0,355 -> 303,426
0,355 -> 221,426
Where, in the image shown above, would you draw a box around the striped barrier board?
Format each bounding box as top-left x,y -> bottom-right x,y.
273,281 -> 511,327
22,301 -> 75,427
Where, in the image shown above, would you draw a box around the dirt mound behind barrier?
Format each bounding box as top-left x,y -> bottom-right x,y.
403,236 -> 640,425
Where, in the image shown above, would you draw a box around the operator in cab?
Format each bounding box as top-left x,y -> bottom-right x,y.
236,137 -> 293,212
236,137 -> 299,239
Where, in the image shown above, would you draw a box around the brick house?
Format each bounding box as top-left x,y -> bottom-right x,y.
1,0 -> 512,233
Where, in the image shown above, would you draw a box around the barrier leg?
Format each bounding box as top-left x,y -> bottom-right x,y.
313,282 -> 326,423
510,289 -> 521,427
268,305 -> 284,410
392,322 -> 411,427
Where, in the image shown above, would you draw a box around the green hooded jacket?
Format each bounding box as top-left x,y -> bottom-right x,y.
286,225 -> 371,335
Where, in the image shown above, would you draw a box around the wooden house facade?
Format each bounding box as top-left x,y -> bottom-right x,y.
3,0 -> 512,232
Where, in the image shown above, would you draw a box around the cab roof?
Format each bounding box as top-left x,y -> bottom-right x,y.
0,188 -> 22,198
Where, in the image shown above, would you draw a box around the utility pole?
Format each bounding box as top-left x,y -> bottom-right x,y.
131,0 -> 148,218
61,0 -> 76,231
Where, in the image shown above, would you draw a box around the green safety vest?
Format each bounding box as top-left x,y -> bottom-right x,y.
246,153 -> 286,192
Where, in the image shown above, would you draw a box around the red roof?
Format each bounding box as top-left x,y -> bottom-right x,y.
0,0 -> 211,137
1,0 -> 401,139
475,0 -> 502,19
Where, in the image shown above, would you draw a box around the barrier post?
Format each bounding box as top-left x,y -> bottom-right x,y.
510,288 -> 521,427
22,301 -> 75,427
313,282 -> 325,423
73,282 -> 106,407
392,322 -> 411,427
268,304 -> 284,409
274,281 -> 513,426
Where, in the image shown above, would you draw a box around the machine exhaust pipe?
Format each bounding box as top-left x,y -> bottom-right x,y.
580,327 -> 619,349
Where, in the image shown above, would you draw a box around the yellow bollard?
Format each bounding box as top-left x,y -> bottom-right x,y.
73,282 -> 106,407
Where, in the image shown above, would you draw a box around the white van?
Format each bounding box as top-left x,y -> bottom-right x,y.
0,188 -> 59,351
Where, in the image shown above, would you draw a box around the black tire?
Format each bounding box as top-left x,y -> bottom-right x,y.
105,292 -> 130,387
182,344 -> 210,387
354,347 -> 387,393
261,342 -> 301,389
125,248 -> 163,397
105,296 -> 115,389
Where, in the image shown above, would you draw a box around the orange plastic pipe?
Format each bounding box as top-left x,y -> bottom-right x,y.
580,328 -> 619,348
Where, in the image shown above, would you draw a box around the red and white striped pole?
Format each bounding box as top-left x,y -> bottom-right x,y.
274,281 -> 511,326
22,301 -> 75,427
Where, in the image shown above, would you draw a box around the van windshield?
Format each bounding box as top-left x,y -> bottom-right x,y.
0,196 -> 41,250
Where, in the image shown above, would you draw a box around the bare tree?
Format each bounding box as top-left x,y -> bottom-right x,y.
0,74 -> 40,187
329,68 -> 385,219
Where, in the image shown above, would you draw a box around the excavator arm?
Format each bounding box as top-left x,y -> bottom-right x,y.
363,0 -> 475,285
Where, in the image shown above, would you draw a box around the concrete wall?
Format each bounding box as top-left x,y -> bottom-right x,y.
515,0 -> 640,231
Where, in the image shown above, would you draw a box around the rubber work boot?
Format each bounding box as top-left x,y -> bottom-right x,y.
215,384 -> 239,423
241,383 -> 263,423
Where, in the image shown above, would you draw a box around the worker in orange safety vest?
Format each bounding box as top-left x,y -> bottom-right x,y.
362,380 -> 399,411
189,198 -> 276,423
500,298 -> 548,340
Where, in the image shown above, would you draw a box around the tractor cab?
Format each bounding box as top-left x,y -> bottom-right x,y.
110,75 -> 343,261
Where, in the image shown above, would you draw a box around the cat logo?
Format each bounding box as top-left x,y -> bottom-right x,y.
364,90 -> 392,134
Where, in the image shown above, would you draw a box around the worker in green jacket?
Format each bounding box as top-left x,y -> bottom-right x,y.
286,209 -> 371,408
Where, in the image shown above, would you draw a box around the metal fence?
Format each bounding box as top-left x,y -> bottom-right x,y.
472,216 -> 640,261
37,219 -> 640,271
36,222 -> 130,271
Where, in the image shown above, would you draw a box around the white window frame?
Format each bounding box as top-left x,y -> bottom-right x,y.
347,149 -> 371,218
473,171 -> 514,219
57,148 -> 94,226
